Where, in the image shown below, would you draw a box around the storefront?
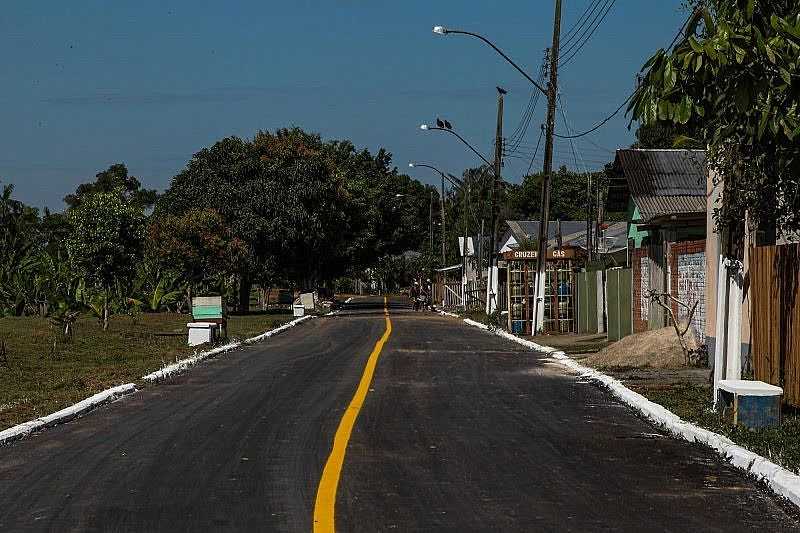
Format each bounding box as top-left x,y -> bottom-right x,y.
503,246 -> 583,335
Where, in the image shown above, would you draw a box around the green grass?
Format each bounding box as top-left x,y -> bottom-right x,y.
634,383 -> 800,474
0,310 -> 292,430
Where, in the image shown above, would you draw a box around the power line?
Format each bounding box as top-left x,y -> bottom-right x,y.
505,55 -> 548,156
561,0 -> 604,47
559,0 -> 615,68
526,127 -> 544,175
552,8 -> 697,140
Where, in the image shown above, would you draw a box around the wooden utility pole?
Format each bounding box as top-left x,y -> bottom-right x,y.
532,0 -> 562,334
441,175 -> 447,265
486,87 -> 505,315
586,172 -> 593,262
429,190 -> 434,258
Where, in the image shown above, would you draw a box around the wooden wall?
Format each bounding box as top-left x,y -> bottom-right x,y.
750,244 -> 800,406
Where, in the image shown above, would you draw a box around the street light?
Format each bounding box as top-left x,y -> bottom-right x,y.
433,22 -> 560,334
431,26 -> 547,96
410,161 -> 473,308
409,161 -> 451,267
419,121 -> 495,173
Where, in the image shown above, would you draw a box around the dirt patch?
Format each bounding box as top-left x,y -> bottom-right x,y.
584,327 -> 700,369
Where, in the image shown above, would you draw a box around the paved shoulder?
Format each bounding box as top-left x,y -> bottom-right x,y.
337,313 -> 800,532
0,314 -> 383,532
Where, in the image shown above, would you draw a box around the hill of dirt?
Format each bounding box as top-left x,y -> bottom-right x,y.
584,326 -> 700,369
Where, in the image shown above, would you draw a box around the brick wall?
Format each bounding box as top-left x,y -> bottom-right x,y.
668,240 -> 706,343
631,247 -> 650,333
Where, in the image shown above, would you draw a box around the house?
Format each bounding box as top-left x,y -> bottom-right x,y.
610,149 -> 708,342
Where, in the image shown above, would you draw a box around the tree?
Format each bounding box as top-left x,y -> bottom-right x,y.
507,165 -> 605,222
147,208 -> 248,307
632,121 -> 703,149
66,191 -> 145,330
0,183 -> 44,316
158,128 -> 434,311
65,163 -> 157,210
629,1 -> 800,241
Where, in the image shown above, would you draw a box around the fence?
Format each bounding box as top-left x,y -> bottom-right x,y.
606,268 -> 633,342
750,243 -> 800,406
576,271 -> 600,334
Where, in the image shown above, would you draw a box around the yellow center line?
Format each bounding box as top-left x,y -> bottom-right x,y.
313,296 -> 392,532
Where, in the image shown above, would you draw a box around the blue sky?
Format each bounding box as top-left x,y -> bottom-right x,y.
1,1 -> 688,209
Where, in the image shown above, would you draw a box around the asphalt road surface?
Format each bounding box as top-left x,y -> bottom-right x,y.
1,296 -> 798,532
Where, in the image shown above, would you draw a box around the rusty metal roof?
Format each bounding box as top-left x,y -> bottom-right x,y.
615,149 -> 706,222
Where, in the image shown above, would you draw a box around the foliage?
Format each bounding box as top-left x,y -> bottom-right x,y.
629,0 -> 800,239
632,121 -> 703,149
158,128 -> 432,309
66,191 -> 145,329
147,208 -> 247,304
641,383 -> 800,475
64,163 -> 158,210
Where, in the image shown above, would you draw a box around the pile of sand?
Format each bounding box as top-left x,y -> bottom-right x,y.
585,326 -> 700,369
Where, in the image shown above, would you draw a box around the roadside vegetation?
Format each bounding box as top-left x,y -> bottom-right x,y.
1,128 -> 444,429
0,311 -> 291,430
636,382 -> 800,475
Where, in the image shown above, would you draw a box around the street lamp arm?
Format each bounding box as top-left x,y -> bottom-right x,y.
438,28 -> 548,96
411,163 -> 463,188
426,127 -> 495,171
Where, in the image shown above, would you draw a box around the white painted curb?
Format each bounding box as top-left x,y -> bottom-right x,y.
1,315 -> 316,446
142,314 -> 314,382
0,383 -> 137,446
457,317 -> 800,508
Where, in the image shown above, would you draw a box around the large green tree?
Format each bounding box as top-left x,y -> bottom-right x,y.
629,0 -> 800,241
158,128 -> 432,310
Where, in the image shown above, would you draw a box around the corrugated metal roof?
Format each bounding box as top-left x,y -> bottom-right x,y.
568,221 -> 628,254
506,220 -> 588,243
616,149 -> 706,222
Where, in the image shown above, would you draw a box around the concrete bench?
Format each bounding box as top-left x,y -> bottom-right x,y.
718,379 -> 783,429
187,322 -> 219,347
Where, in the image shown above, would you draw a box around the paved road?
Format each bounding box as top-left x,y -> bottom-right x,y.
1,296 -> 798,531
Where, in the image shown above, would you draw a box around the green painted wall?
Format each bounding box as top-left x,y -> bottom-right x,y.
627,202 -> 649,248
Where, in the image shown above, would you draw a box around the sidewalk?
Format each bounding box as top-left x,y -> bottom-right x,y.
537,330 -> 800,478
521,332 -> 611,356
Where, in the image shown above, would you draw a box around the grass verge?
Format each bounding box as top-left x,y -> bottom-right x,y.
627,380 -> 800,475
0,311 -> 291,431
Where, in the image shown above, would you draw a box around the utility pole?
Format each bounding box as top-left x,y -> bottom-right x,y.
441,175 -> 447,265
486,86 -> 505,316
586,172 -> 593,262
532,0 -> 562,335
429,190 -> 434,259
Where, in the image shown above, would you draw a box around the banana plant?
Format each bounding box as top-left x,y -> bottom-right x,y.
147,276 -> 184,312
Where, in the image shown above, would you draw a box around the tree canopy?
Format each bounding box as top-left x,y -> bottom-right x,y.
156,128 -> 433,309
65,163 -> 158,210
629,0 -> 800,238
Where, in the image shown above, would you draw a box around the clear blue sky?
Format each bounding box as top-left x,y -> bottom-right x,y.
1,1 -> 688,209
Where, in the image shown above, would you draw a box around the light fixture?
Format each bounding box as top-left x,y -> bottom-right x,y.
420,124 -> 429,131
433,26 -> 447,35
